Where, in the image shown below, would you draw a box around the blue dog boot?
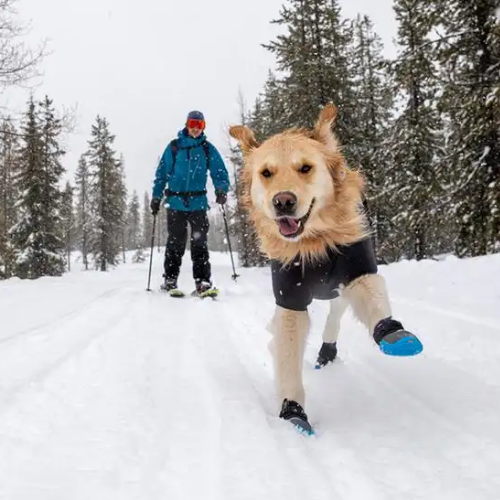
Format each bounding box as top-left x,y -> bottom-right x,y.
374,318 -> 423,357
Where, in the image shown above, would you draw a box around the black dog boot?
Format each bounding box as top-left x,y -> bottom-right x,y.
279,398 -> 314,435
315,341 -> 338,369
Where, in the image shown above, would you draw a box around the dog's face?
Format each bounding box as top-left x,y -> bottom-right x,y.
230,104 -> 367,262
247,133 -> 335,241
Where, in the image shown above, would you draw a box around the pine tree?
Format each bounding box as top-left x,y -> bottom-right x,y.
10,95 -> 66,278
252,71 -> 289,140
0,117 -> 20,279
86,116 -> 124,271
230,94 -> 268,267
157,202 -> 168,253
437,0 -> 500,256
386,0 -> 445,260
115,154 -> 128,263
207,210 -> 226,251
74,154 -> 91,270
142,191 -> 153,249
60,181 -> 75,271
348,14 -> 395,261
126,190 -> 141,251
263,0 -> 355,147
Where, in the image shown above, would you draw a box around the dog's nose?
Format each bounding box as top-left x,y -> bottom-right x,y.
273,191 -> 297,215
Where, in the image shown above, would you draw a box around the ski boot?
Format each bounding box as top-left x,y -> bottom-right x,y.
192,280 -> 218,299
160,278 -> 185,298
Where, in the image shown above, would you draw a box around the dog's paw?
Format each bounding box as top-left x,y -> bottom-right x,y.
378,330 -> 423,357
279,399 -> 315,436
314,341 -> 338,369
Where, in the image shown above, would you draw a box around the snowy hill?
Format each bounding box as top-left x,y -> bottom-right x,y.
0,251 -> 499,500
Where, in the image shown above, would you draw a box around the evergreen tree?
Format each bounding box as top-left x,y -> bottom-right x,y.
60,181 -> 75,271
348,14 -> 395,261
86,116 -> 124,271
252,71 -> 289,140
142,191 -> 153,249
0,118 -> 19,279
0,117 -> 20,279
115,154 -> 128,263
207,210 -> 226,251
156,201 -> 168,253
263,0 -> 355,148
75,154 -> 91,270
10,96 -> 66,278
386,0 -> 445,260
230,95 -> 268,267
437,0 -> 500,256
126,190 -> 141,251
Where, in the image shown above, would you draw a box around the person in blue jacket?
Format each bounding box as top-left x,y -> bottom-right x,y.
150,110 -> 230,294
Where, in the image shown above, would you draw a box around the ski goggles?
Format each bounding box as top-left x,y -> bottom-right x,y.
186,118 -> 205,130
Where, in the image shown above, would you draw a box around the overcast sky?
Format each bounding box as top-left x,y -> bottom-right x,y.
3,0 -> 398,199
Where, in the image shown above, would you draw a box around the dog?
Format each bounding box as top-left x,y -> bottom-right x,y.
229,103 -> 423,434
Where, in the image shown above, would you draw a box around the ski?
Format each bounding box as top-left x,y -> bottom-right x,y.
190,288 -> 219,300
158,286 -> 219,299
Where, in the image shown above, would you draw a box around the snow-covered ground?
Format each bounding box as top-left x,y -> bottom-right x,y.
1,249 -> 499,500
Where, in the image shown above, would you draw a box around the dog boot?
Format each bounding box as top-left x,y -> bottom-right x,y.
315,341 -> 338,369
279,399 -> 314,435
374,317 -> 423,356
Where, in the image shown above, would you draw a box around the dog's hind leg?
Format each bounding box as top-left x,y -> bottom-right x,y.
315,295 -> 348,369
342,273 -> 423,356
268,305 -> 313,432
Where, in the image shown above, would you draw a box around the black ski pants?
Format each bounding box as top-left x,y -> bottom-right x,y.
163,209 -> 211,284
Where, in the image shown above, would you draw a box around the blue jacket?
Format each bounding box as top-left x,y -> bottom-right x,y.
152,128 -> 230,211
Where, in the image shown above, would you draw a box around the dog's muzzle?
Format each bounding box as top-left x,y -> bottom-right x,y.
274,197 -> 316,239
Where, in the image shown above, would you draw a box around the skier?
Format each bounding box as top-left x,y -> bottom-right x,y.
150,110 -> 230,297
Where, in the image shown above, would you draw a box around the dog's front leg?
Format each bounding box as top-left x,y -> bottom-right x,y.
342,273 -> 423,356
315,295 -> 348,368
342,273 -> 391,333
268,305 -> 309,406
267,305 -> 314,432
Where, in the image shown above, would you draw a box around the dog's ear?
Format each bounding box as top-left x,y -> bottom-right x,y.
229,125 -> 259,155
312,103 -> 338,150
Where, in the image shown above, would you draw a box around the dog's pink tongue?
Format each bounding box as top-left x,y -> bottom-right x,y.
278,217 -> 299,236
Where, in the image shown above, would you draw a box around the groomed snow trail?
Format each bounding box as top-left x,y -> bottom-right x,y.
0,252 -> 499,500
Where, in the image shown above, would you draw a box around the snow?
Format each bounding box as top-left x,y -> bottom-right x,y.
1,251 -> 500,499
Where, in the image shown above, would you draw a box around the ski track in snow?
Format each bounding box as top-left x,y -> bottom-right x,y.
0,252 -> 499,499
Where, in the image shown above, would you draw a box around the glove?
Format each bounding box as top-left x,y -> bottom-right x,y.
150,197 -> 161,215
215,190 -> 227,205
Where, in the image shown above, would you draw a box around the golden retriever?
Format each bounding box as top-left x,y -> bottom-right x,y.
229,103 -> 423,434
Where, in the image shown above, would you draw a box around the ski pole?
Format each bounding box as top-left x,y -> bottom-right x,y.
221,204 -> 239,281
146,214 -> 157,291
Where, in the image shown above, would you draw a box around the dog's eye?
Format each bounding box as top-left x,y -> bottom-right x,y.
261,168 -> 272,178
300,164 -> 313,174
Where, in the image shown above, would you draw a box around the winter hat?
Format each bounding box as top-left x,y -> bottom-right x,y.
186,110 -> 205,122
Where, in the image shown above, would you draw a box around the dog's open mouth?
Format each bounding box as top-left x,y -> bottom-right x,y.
276,199 -> 316,239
